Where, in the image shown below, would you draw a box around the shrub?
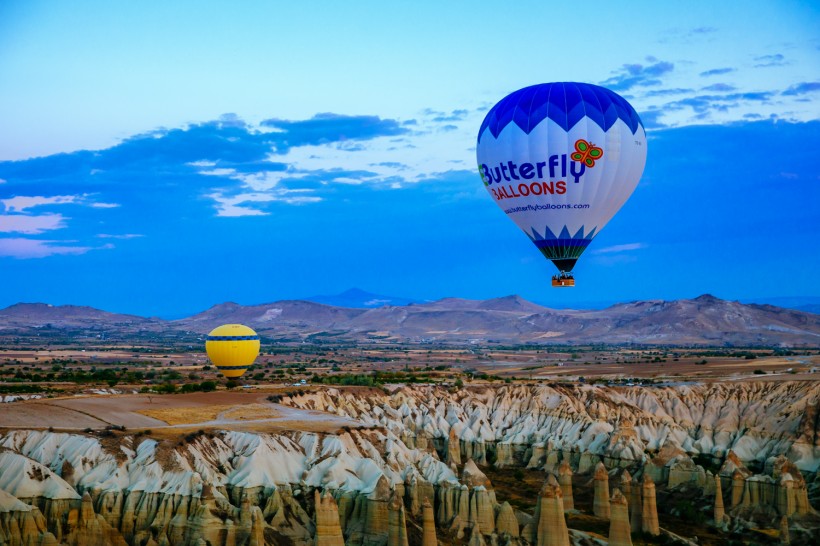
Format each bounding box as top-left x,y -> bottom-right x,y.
200,380 -> 217,392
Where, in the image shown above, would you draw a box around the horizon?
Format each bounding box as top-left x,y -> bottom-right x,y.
1,1 -> 819,317
3,288 -> 819,320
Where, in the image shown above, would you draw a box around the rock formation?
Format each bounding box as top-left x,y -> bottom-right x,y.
446,427 -> 461,468
387,493 -> 409,546
2,380 -> 820,545
461,459 -> 496,535
629,476 -> 642,532
780,515 -> 790,544
641,474 -> 660,536
314,490 -> 345,546
557,461 -> 574,511
593,461 -> 611,519
495,500 -> 518,537
0,489 -> 58,546
714,474 -> 726,526
731,469 -> 745,508
421,497 -> 437,546
535,479 -> 569,546
608,489 -> 632,546
281,382 -> 820,476
468,522 -> 484,546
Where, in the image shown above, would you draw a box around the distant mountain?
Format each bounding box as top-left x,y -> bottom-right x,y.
172,300 -> 364,334
303,288 -> 418,308
742,296 -> 820,315
0,303 -> 163,335
2,295 -> 819,345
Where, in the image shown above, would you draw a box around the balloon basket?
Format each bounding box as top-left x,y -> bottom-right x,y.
551,277 -> 575,288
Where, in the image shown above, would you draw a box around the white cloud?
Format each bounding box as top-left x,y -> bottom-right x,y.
199,168 -> 237,177
0,213 -> 67,234
0,238 -> 112,259
187,160 -> 217,168
90,202 -> 120,208
1,195 -> 79,212
96,233 -> 143,239
592,242 -> 647,254
209,190 -> 322,217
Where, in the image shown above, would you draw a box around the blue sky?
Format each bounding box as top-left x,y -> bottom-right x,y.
0,1 -> 818,316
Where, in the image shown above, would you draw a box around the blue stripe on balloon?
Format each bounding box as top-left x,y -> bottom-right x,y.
478,83 -> 643,142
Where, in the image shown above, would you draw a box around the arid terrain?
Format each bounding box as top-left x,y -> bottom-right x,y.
1,296 -> 818,545
1,352 -> 819,545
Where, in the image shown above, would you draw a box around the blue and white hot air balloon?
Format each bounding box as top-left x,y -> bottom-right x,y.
476,83 -> 647,287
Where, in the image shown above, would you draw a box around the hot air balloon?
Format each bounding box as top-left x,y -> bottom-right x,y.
476,83 -> 647,287
205,324 -> 260,379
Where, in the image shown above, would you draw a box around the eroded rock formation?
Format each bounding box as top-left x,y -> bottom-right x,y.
314,490 -> 344,546
557,461 -> 574,511
641,474 -> 660,536
1,381 -> 819,545
608,488 -> 632,546
593,462 -> 611,519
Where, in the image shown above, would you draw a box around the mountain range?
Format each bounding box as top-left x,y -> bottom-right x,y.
1,293 -> 818,346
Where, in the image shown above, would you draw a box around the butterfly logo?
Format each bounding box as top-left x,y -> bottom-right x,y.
571,139 -> 604,167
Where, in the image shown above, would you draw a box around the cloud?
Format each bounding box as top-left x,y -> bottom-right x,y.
592,243 -> 646,254
430,109 -> 469,123
638,110 -> 668,129
689,26 -> 717,35
701,83 -> 736,92
0,213 -> 67,234
700,67 -> 735,77
602,59 -> 674,91
782,82 -> 820,96
662,91 -> 774,115
754,54 -> 787,67
0,238 -> 108,259
208,189 -> 322,217
1,195 -> 79,212
260,113 -> 407,147
96,233 -> 143,239
90,202 -> 120,208
644,88 -> 694,97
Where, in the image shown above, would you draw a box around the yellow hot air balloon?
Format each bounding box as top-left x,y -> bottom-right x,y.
205,324 -> 260,379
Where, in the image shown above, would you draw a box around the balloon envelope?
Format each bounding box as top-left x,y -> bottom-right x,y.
205,324 -> 260,378
476,82 -> 647,273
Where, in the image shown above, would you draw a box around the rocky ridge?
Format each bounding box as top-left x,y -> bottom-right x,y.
3,294 -> 819,344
